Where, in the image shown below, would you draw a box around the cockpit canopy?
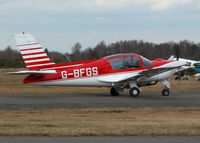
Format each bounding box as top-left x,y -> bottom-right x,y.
104,53 -> 152,70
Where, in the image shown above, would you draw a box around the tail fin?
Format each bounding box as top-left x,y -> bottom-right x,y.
14,33 -> 55,70
168,55 -> 176,60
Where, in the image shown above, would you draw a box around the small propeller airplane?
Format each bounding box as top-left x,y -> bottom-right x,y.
169,55 -> 200,75
9,33 -> 187,97
169,55 -> 199,69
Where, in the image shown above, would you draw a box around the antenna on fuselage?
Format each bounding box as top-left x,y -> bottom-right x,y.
174,44 -> 181,80
64,54 -> 72,63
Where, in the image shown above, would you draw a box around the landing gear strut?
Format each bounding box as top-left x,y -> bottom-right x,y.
110,87 -> 119,96
161,80 -> 170,96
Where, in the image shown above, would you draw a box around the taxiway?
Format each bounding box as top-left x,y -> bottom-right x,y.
0,92 -> 199,110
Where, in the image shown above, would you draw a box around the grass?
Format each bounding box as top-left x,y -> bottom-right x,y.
0,107 -> 199,136
0,68 -> 200,94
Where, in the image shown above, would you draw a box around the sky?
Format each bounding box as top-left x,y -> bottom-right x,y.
0,0 -> 200,52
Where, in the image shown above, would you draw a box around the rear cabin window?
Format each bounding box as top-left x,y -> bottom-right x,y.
109,56 -> 141,70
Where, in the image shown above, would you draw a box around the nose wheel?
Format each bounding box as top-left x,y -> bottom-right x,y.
129,87 -> 140,97
162,88 -> 170,96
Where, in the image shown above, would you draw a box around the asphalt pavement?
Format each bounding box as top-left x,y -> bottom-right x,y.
0,136 -> 199,143
0,91 -> 199,109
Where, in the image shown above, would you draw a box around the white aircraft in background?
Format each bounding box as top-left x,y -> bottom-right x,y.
169,55 -> 200,76
169,55 -> 198,68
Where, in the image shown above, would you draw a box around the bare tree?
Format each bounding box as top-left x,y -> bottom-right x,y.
71,42 -> 82,61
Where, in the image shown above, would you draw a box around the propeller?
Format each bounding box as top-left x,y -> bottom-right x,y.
174,44 -> 181,80
174,44 -> 180,61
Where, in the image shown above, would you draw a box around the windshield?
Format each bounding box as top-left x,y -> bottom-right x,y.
141,56 -> 152,67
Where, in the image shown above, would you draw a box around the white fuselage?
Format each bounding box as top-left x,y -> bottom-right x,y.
172,58 -> 198,68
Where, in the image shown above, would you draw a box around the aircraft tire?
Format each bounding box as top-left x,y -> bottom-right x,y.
129,87 -> 140,97
162,88 -> 170,96
110,87 -> 119,96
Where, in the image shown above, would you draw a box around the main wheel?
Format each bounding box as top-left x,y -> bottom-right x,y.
162,88 -> 170,96
129,87 -> 140,97
110,87 -> 119,96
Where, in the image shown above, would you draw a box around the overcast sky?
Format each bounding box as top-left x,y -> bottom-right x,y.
0,0 -> 200,52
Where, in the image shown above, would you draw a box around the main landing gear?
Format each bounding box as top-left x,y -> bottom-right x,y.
110,81 -> 141,97
128,81 -> 141,97
110,87 -> 119,96
110,86 -> 141,97
129,87 -> 140,97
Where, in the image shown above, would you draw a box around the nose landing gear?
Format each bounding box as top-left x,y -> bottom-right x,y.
162,88 -> 170,96
161,80 -> 170,96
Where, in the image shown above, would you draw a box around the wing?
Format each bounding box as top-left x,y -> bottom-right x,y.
98,60 -> 186,83
98,72 -> 140,83
98,68 -> 172,83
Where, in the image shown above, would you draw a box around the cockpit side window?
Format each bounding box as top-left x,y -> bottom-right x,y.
109,56 -> 141,70
108,57 -> 123,70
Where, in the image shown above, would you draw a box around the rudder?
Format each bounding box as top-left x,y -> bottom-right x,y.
15,33 -> 55,70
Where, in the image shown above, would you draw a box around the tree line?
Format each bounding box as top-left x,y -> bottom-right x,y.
0,40 -> 200,68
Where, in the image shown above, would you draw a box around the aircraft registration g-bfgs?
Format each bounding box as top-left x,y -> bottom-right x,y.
10,33 -> 187,97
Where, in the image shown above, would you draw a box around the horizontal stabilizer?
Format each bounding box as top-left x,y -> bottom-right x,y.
168,55 -> 176,60
7,70 -> 57,75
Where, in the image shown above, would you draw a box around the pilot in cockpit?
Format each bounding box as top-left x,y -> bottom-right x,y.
123,56 -> 140,69
122,57 -> 131,69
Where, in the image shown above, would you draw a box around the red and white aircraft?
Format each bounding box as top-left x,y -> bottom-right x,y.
11,33 -> 187,97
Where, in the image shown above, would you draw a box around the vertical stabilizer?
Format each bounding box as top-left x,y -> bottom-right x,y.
15,33 -> 55,70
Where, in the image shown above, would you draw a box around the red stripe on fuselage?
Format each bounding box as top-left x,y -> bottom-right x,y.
22,52 -> 45,57
23,69 -> 143,84
19,47 -> 43,51
16,43 -> 39,47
